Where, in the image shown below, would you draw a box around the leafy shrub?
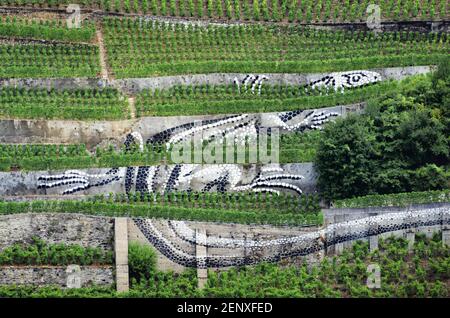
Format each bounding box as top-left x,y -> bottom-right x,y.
0,237 -> 113,266
334,189 -> 450,208
128,242 -> 157,282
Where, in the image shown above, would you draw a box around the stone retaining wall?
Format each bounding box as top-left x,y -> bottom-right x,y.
0,213 -> 114,251
0,266 -> 114,287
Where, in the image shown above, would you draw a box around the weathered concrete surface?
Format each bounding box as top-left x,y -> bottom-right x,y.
0,119 -> 135,148
0,204 -> 446,274
132,105 -> 355,141
0,66 -> 432,93
129,217 -> 320,273
114,217 -> 129,292
0,266 -> 113,287
0,213 -> 114,251
196,229 -> 208,289
0,78 -> 108,91
323,202 -> 450,224
0,104 -> 356,149
324,203 -> 450,251
116,66 -> 432,93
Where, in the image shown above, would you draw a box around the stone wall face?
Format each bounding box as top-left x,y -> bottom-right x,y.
0,213 -> 114,251
0,214 -> 115,288
0,266 -> 113,287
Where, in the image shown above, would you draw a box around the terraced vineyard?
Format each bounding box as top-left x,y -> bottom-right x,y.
0,43 -> 100,78
103,19 -> 448,77
0,1 -> 448,301
0,197 -> 323,226
0,234 -> 447,297
0,0 -> 447,22
0,129 -> 320,171
0,87 -> 129,119
135,80 -> 397,116
0,16 -> 96,42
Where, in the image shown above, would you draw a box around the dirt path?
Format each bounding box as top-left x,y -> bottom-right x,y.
96,27 -> 110,81
128,96 -> 136,119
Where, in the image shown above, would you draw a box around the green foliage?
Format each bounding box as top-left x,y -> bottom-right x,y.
92,191 -> 321,216
316,114 -> 379,200
0,16 -> 95,42
0,132 -> 324,171
2,235 -> 446,298
0,285 -> 117,298
135,80 -> 396,116
316,73 -> 450,201
334,189 -> 450,208
0,237 -> 113,266
280,130 -> 322,163
0,43 -> 100,78
0,142 -> 143,170
103,18 -> 448,78
0,198 -> 322,227
1,0 -> 447,23
0,87 -> 129,120
128,269 -> 199,297
128,242 -> 157,282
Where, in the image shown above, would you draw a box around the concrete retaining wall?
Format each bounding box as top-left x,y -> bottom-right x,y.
0,66 -> 432,93
0,119 -> 135,148
0,213 -> 116,289
323,203 -> 450,254
323,202 -> 450,224
116,66 -> 432,93
0,163 -> 318,196
0,204 -> 446,283
0,104 -> 354,149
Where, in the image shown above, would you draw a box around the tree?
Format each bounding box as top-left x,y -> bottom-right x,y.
392,109 -> 449,167
316,65 -> 450,201
315,115 -> 379,201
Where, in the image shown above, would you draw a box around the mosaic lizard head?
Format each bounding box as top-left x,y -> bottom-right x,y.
310,70 -> 382,91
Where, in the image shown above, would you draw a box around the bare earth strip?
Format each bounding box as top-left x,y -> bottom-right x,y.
96,27 -> 110,81
128,96 -> 136,119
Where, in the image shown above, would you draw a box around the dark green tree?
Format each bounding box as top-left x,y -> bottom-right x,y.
315,115 -> 379,200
